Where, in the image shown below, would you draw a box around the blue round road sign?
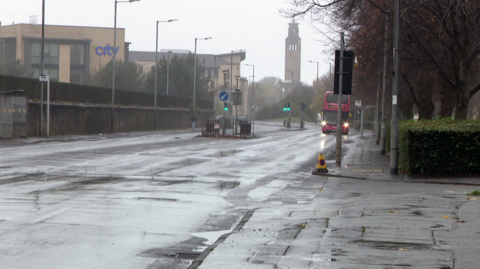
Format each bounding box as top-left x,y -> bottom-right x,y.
219,92 -> 229,101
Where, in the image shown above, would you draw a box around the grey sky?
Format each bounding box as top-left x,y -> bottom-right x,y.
1,0 -> 332,84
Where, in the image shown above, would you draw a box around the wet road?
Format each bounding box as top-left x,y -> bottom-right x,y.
0,122 -> 335,269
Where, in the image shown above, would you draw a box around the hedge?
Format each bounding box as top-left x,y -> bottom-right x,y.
399,118 -> 480,174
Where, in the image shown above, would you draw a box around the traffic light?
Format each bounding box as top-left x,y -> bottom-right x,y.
287,102 -> 291,111
224,102 -> 228,111
301,102 -> 306,111
283,103 -> 287,111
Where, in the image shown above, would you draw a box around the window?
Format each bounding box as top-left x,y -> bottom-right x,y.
205,69 -> 208,77
32,67 -> 59,81
31,43 -> 59,64
326,93 -> 348,104
323,111 -> 349,125
31,43 -> 41,64
70,44 -> 85,65
70,69 -> 84,84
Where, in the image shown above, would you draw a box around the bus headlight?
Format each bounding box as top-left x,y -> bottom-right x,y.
343,122 -> 349,128
322,121 -> 327,126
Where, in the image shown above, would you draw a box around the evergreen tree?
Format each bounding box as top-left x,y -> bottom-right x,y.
84,59 -> 144,92
0,58 -> 32,77
143,53 -> 210,99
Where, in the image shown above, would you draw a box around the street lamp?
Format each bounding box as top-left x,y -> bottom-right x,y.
167,50 -> 172,95
112,0 -> 140,133
230,50 -> 245,92
154,19 -> 177,130
193,36 -> 212,116
307,61 -> 319,113
244,64 -> 254,120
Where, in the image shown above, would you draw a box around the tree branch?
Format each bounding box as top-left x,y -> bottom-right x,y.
403,18 -> 457,88
401,73 -> 420,109
470,81 -> 480,97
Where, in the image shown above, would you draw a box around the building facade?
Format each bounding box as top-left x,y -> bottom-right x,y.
284,21 -> 301,95
0,24 -> 129,83
129,50 -> 248,114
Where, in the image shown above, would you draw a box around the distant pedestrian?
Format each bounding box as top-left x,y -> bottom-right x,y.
190,115 -> 197,129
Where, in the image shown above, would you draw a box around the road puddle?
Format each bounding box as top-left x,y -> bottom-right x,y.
220,180 -> 240,188
213,150 -> 242,158
135,197 -> 178,202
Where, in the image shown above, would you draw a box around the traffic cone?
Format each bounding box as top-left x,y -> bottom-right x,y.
313,154 -> 328,173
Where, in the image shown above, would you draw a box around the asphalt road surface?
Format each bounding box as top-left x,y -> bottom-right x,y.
0,122 -> 336,269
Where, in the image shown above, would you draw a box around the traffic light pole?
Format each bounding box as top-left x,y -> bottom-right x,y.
336,32 -> 345,166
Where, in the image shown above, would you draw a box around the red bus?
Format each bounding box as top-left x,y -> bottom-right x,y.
321,91 -> 350,134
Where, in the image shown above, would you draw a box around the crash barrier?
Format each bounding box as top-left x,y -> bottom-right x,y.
203,120 -> 253,137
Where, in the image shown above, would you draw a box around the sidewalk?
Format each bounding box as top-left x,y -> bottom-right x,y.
191,129 -> 480,269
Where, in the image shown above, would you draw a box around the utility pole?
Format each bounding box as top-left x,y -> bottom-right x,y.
336,32 -> 345,166
380,15 -> 388,155
40,0 -> 45,137
390,0 -> 400,174
375,68 -> 380,144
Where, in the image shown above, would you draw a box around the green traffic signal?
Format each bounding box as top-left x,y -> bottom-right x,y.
224,107 -> 228,111
283,107 -> 286,111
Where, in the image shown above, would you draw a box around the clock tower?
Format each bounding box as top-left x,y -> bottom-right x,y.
284,20 -> 301,95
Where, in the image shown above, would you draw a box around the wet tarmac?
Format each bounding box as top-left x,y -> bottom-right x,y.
1,124 -> 479,268
0,122 -> 336,268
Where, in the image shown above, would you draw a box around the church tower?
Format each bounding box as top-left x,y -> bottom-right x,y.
284,20 -> 301,95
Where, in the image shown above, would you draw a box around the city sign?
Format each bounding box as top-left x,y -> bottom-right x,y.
94,44 -> 120,56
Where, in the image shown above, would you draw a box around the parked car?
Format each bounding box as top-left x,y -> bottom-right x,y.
234,115 -> 248,125
215,115 -> 232,128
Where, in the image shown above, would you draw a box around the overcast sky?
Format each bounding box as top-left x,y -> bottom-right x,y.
1,0 -> 333,85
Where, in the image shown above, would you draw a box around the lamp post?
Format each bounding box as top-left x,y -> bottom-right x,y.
167,50 -> 172,95
193,37 -> 212,116
307,60 -> 319,113
390,0 -> 400,174
230,50 -> 245,92
112,0 -> 140,133
40,0 -> 45,137
244,64 -> 254,120
154,19 -> 177,130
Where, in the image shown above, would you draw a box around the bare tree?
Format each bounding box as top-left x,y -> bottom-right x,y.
285,0 -> 480,119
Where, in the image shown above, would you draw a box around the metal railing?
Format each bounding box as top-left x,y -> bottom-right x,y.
203,119 -> 254,137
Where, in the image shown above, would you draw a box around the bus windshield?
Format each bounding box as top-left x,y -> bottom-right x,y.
323,111 -> 349,125
325,93 -> 348,104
